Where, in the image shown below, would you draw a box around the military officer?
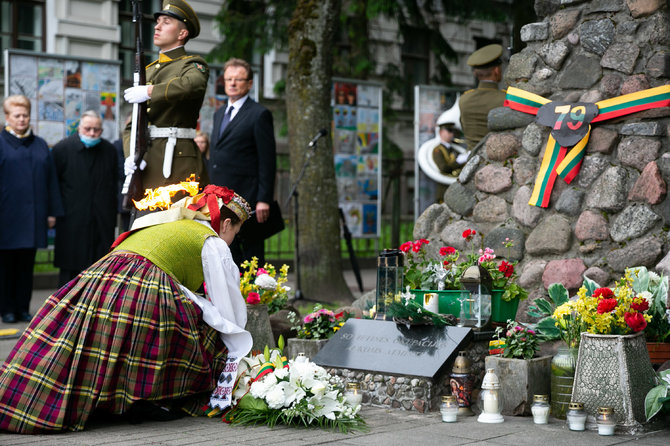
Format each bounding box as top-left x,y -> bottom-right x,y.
123,0 -> 209,190
432,103 -> 467,177
458,44 -> 506,151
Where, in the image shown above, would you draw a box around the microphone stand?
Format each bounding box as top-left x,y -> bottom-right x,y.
284,137 -> 321,300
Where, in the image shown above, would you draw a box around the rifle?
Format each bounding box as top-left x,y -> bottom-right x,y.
121,0 -> 149,210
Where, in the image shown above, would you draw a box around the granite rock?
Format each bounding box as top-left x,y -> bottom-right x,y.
617,137 -> 661,171
542,258 -> 587,291
474,165 -> 513,194
584,166 -> 629,212
526,215 -> 572,256
575,210 -> 609,241
609,204 -> 660,242
606,236 -> 663,271
628,161 -> 667,204
580,19 -> 615,55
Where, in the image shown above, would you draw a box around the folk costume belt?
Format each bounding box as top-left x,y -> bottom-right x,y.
504,85 -> 670,208
148,125 -> 197,178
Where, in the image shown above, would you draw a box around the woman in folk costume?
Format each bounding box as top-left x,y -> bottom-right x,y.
0,183 -> 253,433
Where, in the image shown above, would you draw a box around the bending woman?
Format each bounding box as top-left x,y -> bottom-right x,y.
0,184 -> 253,433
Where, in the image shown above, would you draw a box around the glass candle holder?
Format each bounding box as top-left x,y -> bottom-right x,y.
440,395 -> 459,422
531,394 -> 550,424
295,352 -> 307,363
477,368 -> 504,423
596,407 -> 615,436
344,382 -> 362,406
566,402 -> 587,431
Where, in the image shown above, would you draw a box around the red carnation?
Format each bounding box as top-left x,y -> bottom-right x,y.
440,246 -> 456,256
597,298 -> 617,314
246,292 -> 260,305
624,311 -> 647,332
498,261 -> 514,278
411,242 -> 422,253
630,297 -> 649,312
593,287 -> 614,299
399,242 -> 412,253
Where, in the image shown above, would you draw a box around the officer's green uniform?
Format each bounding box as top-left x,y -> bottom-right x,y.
124,0 -> 209,190
458,44 -> 506,151
432,142 -> 461,176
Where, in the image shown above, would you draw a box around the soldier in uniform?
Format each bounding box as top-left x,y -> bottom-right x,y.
458,44 -> 506,151
123,0 -> 209,190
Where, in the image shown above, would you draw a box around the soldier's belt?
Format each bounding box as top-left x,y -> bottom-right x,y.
148,126 -> 197,179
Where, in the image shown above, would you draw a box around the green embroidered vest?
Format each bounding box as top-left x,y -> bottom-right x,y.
114,219 -> 215,291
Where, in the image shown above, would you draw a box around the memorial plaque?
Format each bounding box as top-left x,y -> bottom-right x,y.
312,319 -> 472,378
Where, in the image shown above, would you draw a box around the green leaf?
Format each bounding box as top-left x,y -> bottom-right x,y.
534,298 -> 554,316
536,318 -> 561,339
278,335 -> 285,352
237,394 -> 269,411
582,276 -> 598,296
645,383 -> 668,421
547,283 -> 569,306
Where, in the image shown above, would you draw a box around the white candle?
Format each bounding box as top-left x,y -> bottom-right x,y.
598,423 -> 615,436
345,391 -> 362,406
423,293 -> 439,313
483,392 -> 498,413
531,405 -> 550,424
440,410 -> 457,422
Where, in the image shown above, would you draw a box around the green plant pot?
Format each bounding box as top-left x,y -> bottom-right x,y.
491,289 -> 520,324
410,289 -> 467,317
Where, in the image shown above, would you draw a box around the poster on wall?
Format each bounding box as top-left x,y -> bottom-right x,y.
332,79 -> 382,238
4,49 -> 120,146
413,85 -> 460,219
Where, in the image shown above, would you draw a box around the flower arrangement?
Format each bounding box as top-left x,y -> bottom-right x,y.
287,305 -> 349,340
531,267 -> 667,345
223,343 -> 366,432
240,257 -> 290,314
399,238 -> 461,290
475,238 -> 528,302
493,320 -> 539,359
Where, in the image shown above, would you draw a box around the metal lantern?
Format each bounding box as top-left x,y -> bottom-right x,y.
449,351 -> 474,416
477,368 -> 504,424
459,265 -> 492,328
375,249 -> 404,320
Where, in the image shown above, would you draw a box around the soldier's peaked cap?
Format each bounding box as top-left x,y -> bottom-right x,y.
155,0 -> 200,39
467,44 -> 503,68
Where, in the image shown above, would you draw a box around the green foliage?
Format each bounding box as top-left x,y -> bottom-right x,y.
645,370 -> 670,421
527,282 -> 570,340
287,304 -> 349,339
386,294 -> 452,327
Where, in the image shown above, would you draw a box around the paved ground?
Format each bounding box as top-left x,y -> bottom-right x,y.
1,272 -> 669,444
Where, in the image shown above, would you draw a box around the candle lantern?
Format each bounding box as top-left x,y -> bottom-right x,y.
375,249 -> 404,320
531,394 -> 550,424
566,402 -> 587,431
440,395 -> 459,422
449,351 -> 474,416
344,382 -> 362,406
596,406 -> 615,436
459,265 -> 492,328
477,368 -> 504,423
295,352 -> 307,363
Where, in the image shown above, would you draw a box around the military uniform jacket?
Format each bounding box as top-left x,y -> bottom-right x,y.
125,46 -> 209,189
458,80 -> 506,150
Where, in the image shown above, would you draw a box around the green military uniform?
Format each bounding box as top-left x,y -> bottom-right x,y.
432,142 -> 462,176
124,0 -> 209,190
458,44 -> 506,151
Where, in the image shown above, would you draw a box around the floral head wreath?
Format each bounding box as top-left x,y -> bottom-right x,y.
187,184 -> 251,233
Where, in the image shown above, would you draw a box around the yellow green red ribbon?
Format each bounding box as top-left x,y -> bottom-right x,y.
504,85 -> 670,207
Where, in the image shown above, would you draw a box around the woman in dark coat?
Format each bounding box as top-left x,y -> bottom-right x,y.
0,95 -> 63,323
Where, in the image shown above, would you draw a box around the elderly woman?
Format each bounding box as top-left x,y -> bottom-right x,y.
0,184 -> 253,433
0,95 -> 63,324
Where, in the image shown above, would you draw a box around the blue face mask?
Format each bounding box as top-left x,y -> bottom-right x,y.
79,134 -> 100,148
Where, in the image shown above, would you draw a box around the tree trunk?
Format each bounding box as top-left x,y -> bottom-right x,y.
286,0 -> 352,304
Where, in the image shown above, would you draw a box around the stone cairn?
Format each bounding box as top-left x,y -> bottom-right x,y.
415,0 -> 670,322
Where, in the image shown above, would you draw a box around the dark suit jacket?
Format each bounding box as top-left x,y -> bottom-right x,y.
209,98 -> 276,209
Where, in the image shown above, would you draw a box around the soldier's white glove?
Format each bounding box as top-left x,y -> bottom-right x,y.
124,156 -> 147,176
124,86 -> 151,103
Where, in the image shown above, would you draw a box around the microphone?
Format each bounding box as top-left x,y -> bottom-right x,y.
308,129 -> 328,147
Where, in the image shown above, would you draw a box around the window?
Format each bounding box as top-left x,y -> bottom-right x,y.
401,27 -> 430,109
0,0 -> 45,53
118,0 -> 160,84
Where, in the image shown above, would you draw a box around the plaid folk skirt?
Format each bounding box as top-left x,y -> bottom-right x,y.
0,252 -> 227,433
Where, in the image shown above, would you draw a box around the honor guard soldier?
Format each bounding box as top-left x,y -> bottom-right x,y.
458,44 -> 506,151
123,0 -> 209,189
432,104 -> 467,177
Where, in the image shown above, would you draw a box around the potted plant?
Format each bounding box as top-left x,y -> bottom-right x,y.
286,305 -> 350,359
484,320 -> 551,416
562,269 -> 658,429
240,257 -> 291,351
629,267 -> 670,366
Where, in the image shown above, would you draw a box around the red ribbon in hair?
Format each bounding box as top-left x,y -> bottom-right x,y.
188,185 -> 235,234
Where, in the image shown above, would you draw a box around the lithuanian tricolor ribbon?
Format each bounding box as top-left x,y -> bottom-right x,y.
504,85 -> 670,207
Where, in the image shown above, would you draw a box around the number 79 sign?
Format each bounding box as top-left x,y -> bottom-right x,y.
536,101 -> 599,147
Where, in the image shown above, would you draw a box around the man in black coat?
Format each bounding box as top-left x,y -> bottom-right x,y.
209,58 -> 276,266
52,110 -> 119,286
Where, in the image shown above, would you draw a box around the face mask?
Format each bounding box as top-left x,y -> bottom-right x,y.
79,134 -> 101,148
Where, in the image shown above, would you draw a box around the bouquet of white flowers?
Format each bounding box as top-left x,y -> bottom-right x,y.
222,343 -> 366,432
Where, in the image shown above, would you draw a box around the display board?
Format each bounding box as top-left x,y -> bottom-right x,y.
413,85 -> 460,218
4,49 -> 121,146
332,78 -> 382,238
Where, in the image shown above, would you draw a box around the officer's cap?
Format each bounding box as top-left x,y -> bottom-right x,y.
467,44 -> 503,68
154,0 -> 200,39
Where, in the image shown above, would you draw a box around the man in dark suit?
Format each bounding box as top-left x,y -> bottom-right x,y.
209,58 -> 276,266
